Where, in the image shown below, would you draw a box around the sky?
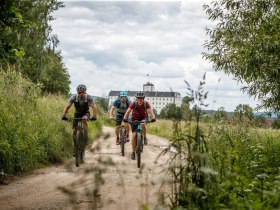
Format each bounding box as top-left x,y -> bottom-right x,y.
51,0 -> 261,112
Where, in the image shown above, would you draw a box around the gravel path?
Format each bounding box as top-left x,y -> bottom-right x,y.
0,126 -> 172,210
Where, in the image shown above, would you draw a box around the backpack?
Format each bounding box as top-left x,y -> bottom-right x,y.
133,100 -> 149,120
116,97 -> 130,108
73,94 -> 89,114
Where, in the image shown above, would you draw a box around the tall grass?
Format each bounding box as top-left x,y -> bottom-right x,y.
154,78 -> 280,209
0,70 -> 103,178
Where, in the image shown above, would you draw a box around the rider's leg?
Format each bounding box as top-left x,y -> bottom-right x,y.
131,132 -> 137,159
125,122 -> 130,141
115,115 -> 122,144
142,124 -> 147,138
115,125 -> 121,144
142,124 -> 148,145
115,125 -> 120,139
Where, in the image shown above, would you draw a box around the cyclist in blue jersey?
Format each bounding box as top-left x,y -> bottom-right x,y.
109,90 -> 132,145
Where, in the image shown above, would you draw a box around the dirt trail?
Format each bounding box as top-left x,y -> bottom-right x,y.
0,126 -> 172,210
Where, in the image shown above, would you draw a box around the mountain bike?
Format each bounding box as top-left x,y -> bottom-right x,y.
63,117 -> 92,167
129,119 -> 151,168
111,117 -> 128,156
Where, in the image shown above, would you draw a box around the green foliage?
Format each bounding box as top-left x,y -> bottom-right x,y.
181,96 -> 192,120
213,107 -> 228,122
152,108 -> 158,117
233,104 -> 254,122
207,123 -> 280,209
0,70 -> 101,175
95,97 -> 109,112
203,0 -> 280,112
0,0 -> 70,95
157,74 -> 280,209
272,118 -> 280,129
0,0 -> 27,64
254,115 -> 267,128
160,103 -> 182,120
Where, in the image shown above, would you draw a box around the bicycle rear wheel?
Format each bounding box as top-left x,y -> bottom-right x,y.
136,132 -> 142,168
120,126 -> 126,156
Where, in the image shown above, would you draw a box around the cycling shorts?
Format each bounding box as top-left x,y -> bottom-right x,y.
115,114 -> 125,126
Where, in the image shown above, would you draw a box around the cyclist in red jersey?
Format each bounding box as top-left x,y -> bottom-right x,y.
123,91 -> 156,160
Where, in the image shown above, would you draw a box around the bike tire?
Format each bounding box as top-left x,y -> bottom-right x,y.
80,130 -> 87,164
120,126 -> 126,156
75,130 -> 81,167
136,132 -> 142,168
80,149 -> 85,164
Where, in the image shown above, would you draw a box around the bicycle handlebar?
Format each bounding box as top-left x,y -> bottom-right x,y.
62,117 -> 96,122
126,119 -> 152,125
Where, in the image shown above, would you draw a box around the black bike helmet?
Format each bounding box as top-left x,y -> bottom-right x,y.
76,84 -> 87,92
135,91 -> 145,98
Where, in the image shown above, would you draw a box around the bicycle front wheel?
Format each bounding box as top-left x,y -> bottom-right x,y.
136,132 -> 142,168
75,130 -> 81,167
120,126 -> 126,156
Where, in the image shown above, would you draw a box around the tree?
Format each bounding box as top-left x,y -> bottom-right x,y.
160,103 -> 182,120
95,97 -> 109,112
213,107 -> 228,122
272,118 -> 280,129
152,108 -> 158,117
181,96 -> 192,120
203,0 -> 280,111
0,0 -> 26,66
0,0 -> 70,95
233,104 -> 254,122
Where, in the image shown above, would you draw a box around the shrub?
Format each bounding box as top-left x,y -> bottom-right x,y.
272,118 -> 280,129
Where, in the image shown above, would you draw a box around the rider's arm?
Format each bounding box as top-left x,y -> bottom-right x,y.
123,107 -> 132,119
90,103 -> 97,117
109,106 -> 116,119
147,107 -> 155,120
62,102 -> 72,116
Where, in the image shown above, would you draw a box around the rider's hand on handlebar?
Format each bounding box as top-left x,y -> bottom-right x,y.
62,115 -> 68,121
90,116 -> 97,121
151,118 -> 156,123
123,118 -> 128,123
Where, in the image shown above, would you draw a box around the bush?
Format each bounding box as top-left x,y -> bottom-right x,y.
272,119 -> 280,129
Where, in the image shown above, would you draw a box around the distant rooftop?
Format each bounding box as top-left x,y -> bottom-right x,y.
108,90 -> 179,97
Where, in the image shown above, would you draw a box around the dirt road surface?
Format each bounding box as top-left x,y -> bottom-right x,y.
0,126 -> 173,210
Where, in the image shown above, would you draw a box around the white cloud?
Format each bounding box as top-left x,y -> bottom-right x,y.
51,1 -> 260,112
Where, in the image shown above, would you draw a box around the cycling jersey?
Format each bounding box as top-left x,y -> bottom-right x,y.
129,101 -> 151,120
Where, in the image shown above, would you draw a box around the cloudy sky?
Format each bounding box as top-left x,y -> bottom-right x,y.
51,0 -> 260,112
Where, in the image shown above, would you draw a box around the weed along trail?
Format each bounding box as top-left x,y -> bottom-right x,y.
0,126 -> 172,210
